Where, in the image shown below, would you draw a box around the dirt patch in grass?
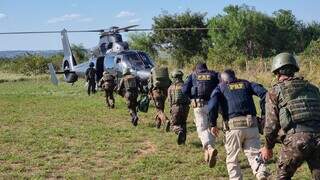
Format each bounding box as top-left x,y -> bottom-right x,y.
134,140 -> 156,157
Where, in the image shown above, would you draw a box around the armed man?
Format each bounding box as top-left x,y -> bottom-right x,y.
209,69 -> 269,180
182,62 -> 219,168
117,68 -> 141,126
149,66 -> 172,129
260,53 -> 320,179
85,62 -> 97,95
167,70 -> 190,145
99,71 -> 116,109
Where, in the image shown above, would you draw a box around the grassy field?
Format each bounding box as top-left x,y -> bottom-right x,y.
0,75 -> 312,179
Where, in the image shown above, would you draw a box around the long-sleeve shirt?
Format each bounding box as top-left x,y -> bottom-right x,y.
209,79 -> 267,127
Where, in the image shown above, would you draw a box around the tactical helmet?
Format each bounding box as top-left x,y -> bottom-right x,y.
103,71 -> 108,75
171,69 -> 184,79
271,53 -> 299,74
89,62 -> 94,67
123,67 -> 131,75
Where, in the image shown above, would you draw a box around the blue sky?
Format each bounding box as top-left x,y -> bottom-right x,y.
0,0 -> 319,50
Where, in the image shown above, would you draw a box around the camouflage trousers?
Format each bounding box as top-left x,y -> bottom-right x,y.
124,91 -> 138,119
193,104 -> 215,148
170,104 -> 190,135
225,127 -> 268,180
151,89 -> 168,127
277,132 -> 320,180
104,90 -> 115,108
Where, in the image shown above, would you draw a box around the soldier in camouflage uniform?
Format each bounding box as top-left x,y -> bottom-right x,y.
117,68 -> 141,126
260,52 -> 320,179
99,71 -> 116,108
168,70 -> 190,145
149,67 -> 171,129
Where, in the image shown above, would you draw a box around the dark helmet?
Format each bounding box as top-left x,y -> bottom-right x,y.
221,69 -> 236,83
89,62 -> 94,67
271,53 -> 299,74
195,63 -> 208,72
171,69 -> 184,79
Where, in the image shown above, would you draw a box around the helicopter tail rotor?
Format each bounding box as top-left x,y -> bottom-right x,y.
48,63 -> 59,86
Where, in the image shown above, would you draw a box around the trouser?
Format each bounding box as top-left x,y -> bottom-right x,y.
170,104 -> 189,135
193,104 -> 215,148
277,132 -> 320,180
104,90 -> 115,107
225,127 -> 267,180
152,89 -> 168,125
124,91 -> 138,119
87,81 -> 96,95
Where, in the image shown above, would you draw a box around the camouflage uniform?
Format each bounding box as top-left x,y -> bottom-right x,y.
85,62 -> 97,95
99,72 -> 116,108
263,52 -> 320,179
149,69 -> 171,128
117,69 -> 141,126
264,77 -> 320,179
168,70 -> 190,144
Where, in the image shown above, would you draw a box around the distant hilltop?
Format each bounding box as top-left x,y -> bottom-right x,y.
0,50 -> 63,59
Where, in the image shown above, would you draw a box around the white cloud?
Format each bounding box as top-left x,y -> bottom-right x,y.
129,18 -> 141,23
47,14 -> 93,24
116,11 -> 135,18
0,13 -> 7,20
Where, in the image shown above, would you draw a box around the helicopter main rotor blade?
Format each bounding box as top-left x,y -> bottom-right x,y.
129,27 -> 212,32
0,29 -> 104,35
117,25 -> 139,32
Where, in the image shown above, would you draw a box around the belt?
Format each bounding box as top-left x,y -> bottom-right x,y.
228,115 -> 257,129
191,99 -> 207,108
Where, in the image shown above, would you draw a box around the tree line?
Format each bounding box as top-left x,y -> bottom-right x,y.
128,4 -> 320,67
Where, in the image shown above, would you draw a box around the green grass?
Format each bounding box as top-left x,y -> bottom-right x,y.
0,77 -> 312,179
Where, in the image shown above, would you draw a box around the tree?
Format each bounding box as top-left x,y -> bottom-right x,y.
152,10 -> 208,67
273,9 -> 303,53
208,5 -> 277,60
71,43 -> 88,63
128,32 -> 158,59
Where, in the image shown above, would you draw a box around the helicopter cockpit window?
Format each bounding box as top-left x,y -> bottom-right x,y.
138,52 -> 154,68
124,53 -> 145,70
105,56 -> 115,69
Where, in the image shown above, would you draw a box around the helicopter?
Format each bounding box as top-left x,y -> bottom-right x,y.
0,25 -> 211,86
50,25 -> 156,86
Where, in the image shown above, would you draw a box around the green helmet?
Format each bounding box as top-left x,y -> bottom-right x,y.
171,69 -> 183,79
123,68 -> 131,75
271,52 -> 299,74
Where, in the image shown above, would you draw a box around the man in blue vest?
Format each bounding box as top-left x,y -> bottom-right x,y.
209,69 -> 269,180
182,63 -> 219,168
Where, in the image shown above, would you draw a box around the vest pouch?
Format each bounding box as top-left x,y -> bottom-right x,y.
279,107 -> 293,132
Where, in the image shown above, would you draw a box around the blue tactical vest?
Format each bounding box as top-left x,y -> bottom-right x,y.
191,71 -> 218,101
219,79 -> 257,118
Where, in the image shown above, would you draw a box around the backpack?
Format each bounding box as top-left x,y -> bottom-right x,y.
152,67 -> 171,88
